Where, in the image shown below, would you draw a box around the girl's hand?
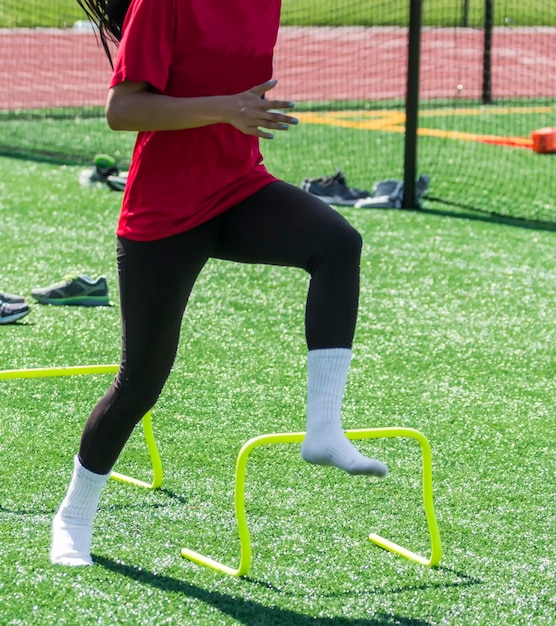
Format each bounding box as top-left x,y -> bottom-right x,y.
226,80 -> 298,139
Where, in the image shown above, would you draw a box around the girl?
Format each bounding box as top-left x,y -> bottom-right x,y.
51,0 -> 388,566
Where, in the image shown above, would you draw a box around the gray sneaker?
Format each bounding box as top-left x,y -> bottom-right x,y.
355,174 -> 430,209
31,275 -> 109,306
0,301 -> 29,324
106,171 -> 128,192
0,291 -> 26,304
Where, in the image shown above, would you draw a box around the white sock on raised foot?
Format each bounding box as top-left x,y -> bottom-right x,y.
301,348 -> 388,477
50,455 -> 110,566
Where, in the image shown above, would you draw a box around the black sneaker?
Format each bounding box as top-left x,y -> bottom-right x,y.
301,170 -> 370,206
31,275 -> 110,306
0,301 -> 29,324
0,291 -> 26,304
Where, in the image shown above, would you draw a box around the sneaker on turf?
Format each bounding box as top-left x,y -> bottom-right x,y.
354,174 -> 430,209
301,169 -> 370,206
0,301 -> 29,324
0,291 -> 26,304
106,171 -> 128,192
354,179 -> 405,209
79,154 -> 119,189
31,275 -> 110,307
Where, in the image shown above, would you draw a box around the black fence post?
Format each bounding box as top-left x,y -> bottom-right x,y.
402,0 -> 423,208
482,0 -> 494,104
462,0 -> 470,27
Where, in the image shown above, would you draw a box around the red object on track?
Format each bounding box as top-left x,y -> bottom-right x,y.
531,127 -> 556,153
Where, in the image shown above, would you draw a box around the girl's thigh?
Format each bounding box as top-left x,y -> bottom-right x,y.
213,181 -> 361,269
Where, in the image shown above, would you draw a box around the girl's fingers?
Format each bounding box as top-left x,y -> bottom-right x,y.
250,79 -> 278,97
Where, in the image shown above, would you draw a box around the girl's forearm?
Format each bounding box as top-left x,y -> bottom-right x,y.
106,89 -> 234,132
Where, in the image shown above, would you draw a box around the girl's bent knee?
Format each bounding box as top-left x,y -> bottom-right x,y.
329,223 -> 363,263
345,224 -> 363,254
307,221 -> 362,275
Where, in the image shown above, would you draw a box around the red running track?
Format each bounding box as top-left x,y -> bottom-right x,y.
0,26 -> 554,110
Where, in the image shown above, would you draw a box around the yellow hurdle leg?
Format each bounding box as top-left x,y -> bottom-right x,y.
181,428 -> 442,576
181,432 -> 306,576
0,364 -> 163,489
344,428 -> 442,567
110,409 -> 163,489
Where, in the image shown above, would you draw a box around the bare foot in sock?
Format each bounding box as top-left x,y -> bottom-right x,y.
50,512 -> 93,566
301,429 -> 388,477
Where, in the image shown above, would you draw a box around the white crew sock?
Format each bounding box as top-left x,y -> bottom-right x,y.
301,348 -> 388,477
50,455 -> 110,566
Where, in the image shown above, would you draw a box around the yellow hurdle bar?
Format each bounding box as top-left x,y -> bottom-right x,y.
181,427 -> 442,576
0,365 -> 163,489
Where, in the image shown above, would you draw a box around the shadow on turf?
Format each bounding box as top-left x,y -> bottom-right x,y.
310,567 -> 481,600
418,199 -> 556,232
93,555 -> 476,625
245,565 -> 482,599
0,489 -> 191,517
104,487 -> 191,510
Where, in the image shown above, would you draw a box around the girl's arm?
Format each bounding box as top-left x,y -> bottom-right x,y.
105,78 -> 297,139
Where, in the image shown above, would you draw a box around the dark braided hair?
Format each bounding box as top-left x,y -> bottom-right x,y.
76,0 -> 132,67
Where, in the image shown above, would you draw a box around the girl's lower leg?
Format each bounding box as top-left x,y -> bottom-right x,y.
50,456 -> 111,566
214,183 -> 388,477
300,348 -> 388,476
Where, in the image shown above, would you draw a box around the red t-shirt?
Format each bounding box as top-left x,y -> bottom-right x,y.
110,0 -> 281,241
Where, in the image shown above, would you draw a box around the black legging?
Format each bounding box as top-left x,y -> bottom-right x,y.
79,181 -> 362,473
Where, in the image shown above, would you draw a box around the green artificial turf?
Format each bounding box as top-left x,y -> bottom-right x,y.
0,150 -> 555,624
3,101 -> 555,224
0,0 -> 553,28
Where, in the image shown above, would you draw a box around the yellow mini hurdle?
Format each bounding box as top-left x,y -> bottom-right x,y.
0,365 -> 162,489
181,427 -> 442,576
1,365 -> 441,576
